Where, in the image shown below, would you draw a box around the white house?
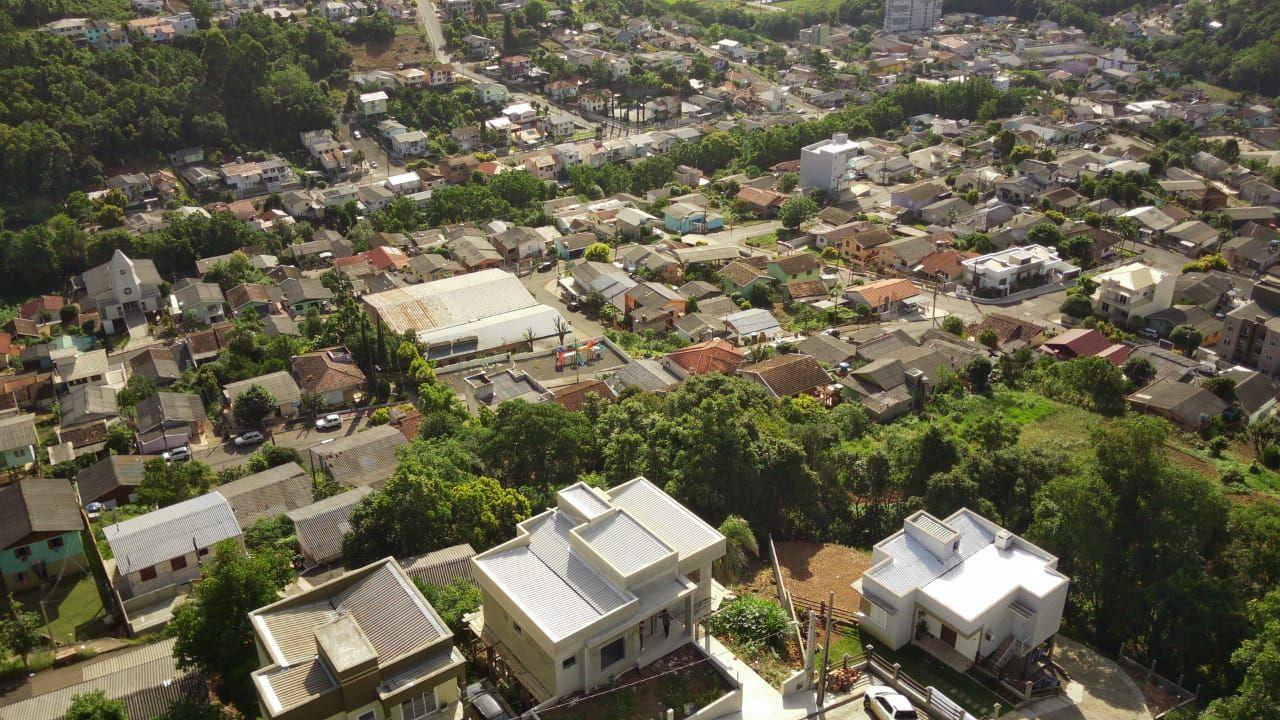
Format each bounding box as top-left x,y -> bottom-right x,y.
359,90 -> 389,117
1090,262 -> 1175,325
471,479 -> 725,702
102,493 -> 243,600
799,133 -> 871,197
856,509 -> 1069,678
959,245 -> 1079,296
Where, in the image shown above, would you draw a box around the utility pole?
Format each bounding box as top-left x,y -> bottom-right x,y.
817,591 -> 834,706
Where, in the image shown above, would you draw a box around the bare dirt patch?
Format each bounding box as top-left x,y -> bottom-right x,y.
349,28 -> 432,72
742,541 -> 871,612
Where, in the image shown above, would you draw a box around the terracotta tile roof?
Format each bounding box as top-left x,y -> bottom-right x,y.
847,278 -> 919,307
19,295 -> 64,320
186,321 -> 235,359
966,313 -> 1045,348
664,338 -> 747,375
735,186 -> 786,208
364,245 -> 410,271
291,349 -> 367,396
552,379 -> 617,411
721,260 -> 770,288
783,279 -> 828,300
919,249 -> 978,277
739,353 -> 832,398
0,332 -> 11,356
771,253 -> 821,276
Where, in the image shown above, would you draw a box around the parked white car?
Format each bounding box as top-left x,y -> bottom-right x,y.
864,686 -> 918,720
233,430 -> 265,446
315,413 -> 343,431
162,446 -> 192,462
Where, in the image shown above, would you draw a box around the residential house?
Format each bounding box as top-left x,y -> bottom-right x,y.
1126,378 -> 1229,430
287,487 -> 374,568
76,250 -> 164,334
610,359 -> 683,393
877,236 -> 937,273
226,283 -> 279,317
796,334 -> 858,367
965,313 -> 1045,352
1221,231 -> 1280,274
960,245 -> 1079,296
292,348 -> 367,407
720,261 -> 772,295
359,90 -> 389,117
0,479 -> 86,592
106,173 -> 152,207
471,479 -> 726,701
60,384 -> 119,428
767,254 -> 822,285
135,392 -> 210,454
664,338 -> 746,376
409,253 -> 463,281
278,277 -> 335,316
735,187 -> 787,218
223,371 -> 303,422
890,180 -> 947,214
77,455 -> 147,508
102,493 -> 242,600
308,424 -> 408,489
663,203 -> 723,235
249,557 -> 466,720
216,463 -> 314,528
170,281 -> 227,325
1038,328 -> 1130,365
0,413 -> 38,470
844,279 -> 921,315
1146,305 -> 1222,346
856,509 -> 1069,682
834,224 -> 894,265
1090,262 -> 1175,325
739,354 -> 832,400
723,308 -> 782,345
1165,220 -> 1222,257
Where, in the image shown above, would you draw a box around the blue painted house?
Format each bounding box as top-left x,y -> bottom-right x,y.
0,413 -> 37,470
0,478 -> 87,592
663,201 -> 724,235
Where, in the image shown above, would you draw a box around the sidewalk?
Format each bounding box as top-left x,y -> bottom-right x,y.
700,632 -> 821,720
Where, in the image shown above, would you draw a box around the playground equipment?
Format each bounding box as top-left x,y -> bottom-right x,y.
555,339 -> 605,370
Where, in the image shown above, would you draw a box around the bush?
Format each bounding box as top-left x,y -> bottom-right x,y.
369,408 -> 391,426
1208,436 -> 1230,458
707,596 -> 789,651
1260,445 -> 1280,470
941,315 -> 966,336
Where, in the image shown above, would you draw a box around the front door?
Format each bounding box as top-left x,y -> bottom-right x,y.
940,624 -> 957,648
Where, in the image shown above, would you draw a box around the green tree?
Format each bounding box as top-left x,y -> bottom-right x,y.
170,542 -> 294,715
1170,324 -> 1204,356
342,471 -> 452,567
977,329 -> 999,348
1027,222 -> 1065,248
715,515 -> 759,583
778,195 -> 819,230
480,400 -> 598,498
964,356 -> 992,393
138,458 -> 214,507
417,382 -> 469,439
940,315 -> 966,336
1060,294 -> 1093,318
447,476 -> 531,549
245,444 -> 302,473
104,422 -> 135,455
232,385 -> 277,429
2,596 -> 44,668
1123,356 -> 1157,388
1202,377 -> 1237,403
1200,589 -> 1280,720
994,129 -> 1016,158
65,692 -> 126,720
583,243 -> 612,262
415,578 -> 481,637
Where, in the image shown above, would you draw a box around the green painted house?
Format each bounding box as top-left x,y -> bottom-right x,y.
767,253 -> 823,284
0,413 -> 37,470
0,478 -> 87,592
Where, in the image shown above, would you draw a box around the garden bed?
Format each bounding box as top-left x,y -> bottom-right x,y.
538,644 -> 732,720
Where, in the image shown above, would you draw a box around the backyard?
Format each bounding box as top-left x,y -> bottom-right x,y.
538,644 -> 733,720
0,573 -> 110,646
874,644 -> 1006,717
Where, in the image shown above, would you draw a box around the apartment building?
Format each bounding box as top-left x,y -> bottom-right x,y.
250,558 -> 466,720
883,0 -> 941,32
799,133 -> 870,197
1218,278 -> 1280,375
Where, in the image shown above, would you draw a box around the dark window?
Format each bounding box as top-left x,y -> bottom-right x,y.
513,621 -> 522,635
171,556 -> 188,572
600,637 -> 625,669
562,655 -> 577,669
197,547 -> 209,557
47,536 -> 65,549
16,547 -> 31,561
139,565 -> 158,581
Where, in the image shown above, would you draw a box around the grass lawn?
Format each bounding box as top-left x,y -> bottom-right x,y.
815,627 -> 866,670
876,644 -> 1004,717
746,231 -> 779,250
1190,81 -> 1241,103
1,574 -> 110,645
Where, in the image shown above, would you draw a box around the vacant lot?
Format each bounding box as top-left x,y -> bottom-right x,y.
743,540 -> 871,613
350,26 -> 433,72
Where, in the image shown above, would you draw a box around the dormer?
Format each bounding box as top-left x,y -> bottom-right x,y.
555,482 -> 612,522
904,511 -> 960,561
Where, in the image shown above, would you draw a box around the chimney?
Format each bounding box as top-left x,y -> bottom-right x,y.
832,132 -> 848,144
994,529 -> 1013,551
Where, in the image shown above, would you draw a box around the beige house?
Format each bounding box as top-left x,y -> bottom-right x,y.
250,558 -> 466,720
471,478 -> 725,702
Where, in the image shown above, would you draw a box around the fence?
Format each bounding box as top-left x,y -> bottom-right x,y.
865,647 -> 991,720
766,535 -> 811,694
1118,641 -> 1198,719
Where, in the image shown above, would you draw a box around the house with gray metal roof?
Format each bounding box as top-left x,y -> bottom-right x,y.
249,557 -> 465,720
471,477 -> 725,702
77,454 -> 148,507
855,509 -> 1069,684
0,412 -> 38,470
287,486 -> 374,568
102,492 -> 243,600
0,478 -> 86,593
223,371 -> 303,422
215,462 -> 314,527
307,424 -> 408,489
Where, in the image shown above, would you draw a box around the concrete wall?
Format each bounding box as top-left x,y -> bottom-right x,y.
480,587 -> 559,697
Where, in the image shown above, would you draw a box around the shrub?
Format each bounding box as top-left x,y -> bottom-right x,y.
707,596 -> 789,651
1208,436 -> 1230,458
369,408 -> 391,426
1260,444 -> 1280,470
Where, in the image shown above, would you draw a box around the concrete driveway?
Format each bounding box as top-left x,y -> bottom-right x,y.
1001,637 -> 1151,720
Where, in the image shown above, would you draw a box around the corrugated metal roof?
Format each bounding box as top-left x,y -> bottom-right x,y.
0,478 -> 83,550
400,543 -> 476,588
309,425 -> 407,489
76,455 -> 147,503
258,658 -> 338,715
579,512 -> 672,575
0,643 -> 202,720
216,462 -> 313,526
103,493 -> 241,575
287,487 -> 373,566
362,268 -> 539,335
606,478 -> 723,560
81,638 -> 179,680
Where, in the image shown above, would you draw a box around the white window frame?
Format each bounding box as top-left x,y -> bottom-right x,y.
400,689 -> 440,720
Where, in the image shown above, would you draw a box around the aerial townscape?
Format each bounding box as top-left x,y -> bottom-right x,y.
1,0 -> 1279,718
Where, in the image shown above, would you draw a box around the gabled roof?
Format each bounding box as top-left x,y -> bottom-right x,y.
224,371 -> 302,407
287,486 -> 375,566
0,412 -> 37,453
103,493 -> 242,575
1127,378 -> 1228,424
771,253 -> 822,276
796,333 -> 858,365
847,278 -> 920,307
664,338 -> 746,375
739,354 -> 831,398
308,424 -> 408,488
400,543 -> 477,588
0,478 -> 83,549
77,455 -> 148,504
216,462 -> 314,527
611,359 -> 682,392
291,349 -> 367,396
60,384 -> 119,427
135,392 -> 208,434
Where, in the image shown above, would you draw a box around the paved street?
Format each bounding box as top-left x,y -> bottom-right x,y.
192,410 -> 379,470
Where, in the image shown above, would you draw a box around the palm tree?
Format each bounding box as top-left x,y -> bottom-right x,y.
715,515 -> 759,583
